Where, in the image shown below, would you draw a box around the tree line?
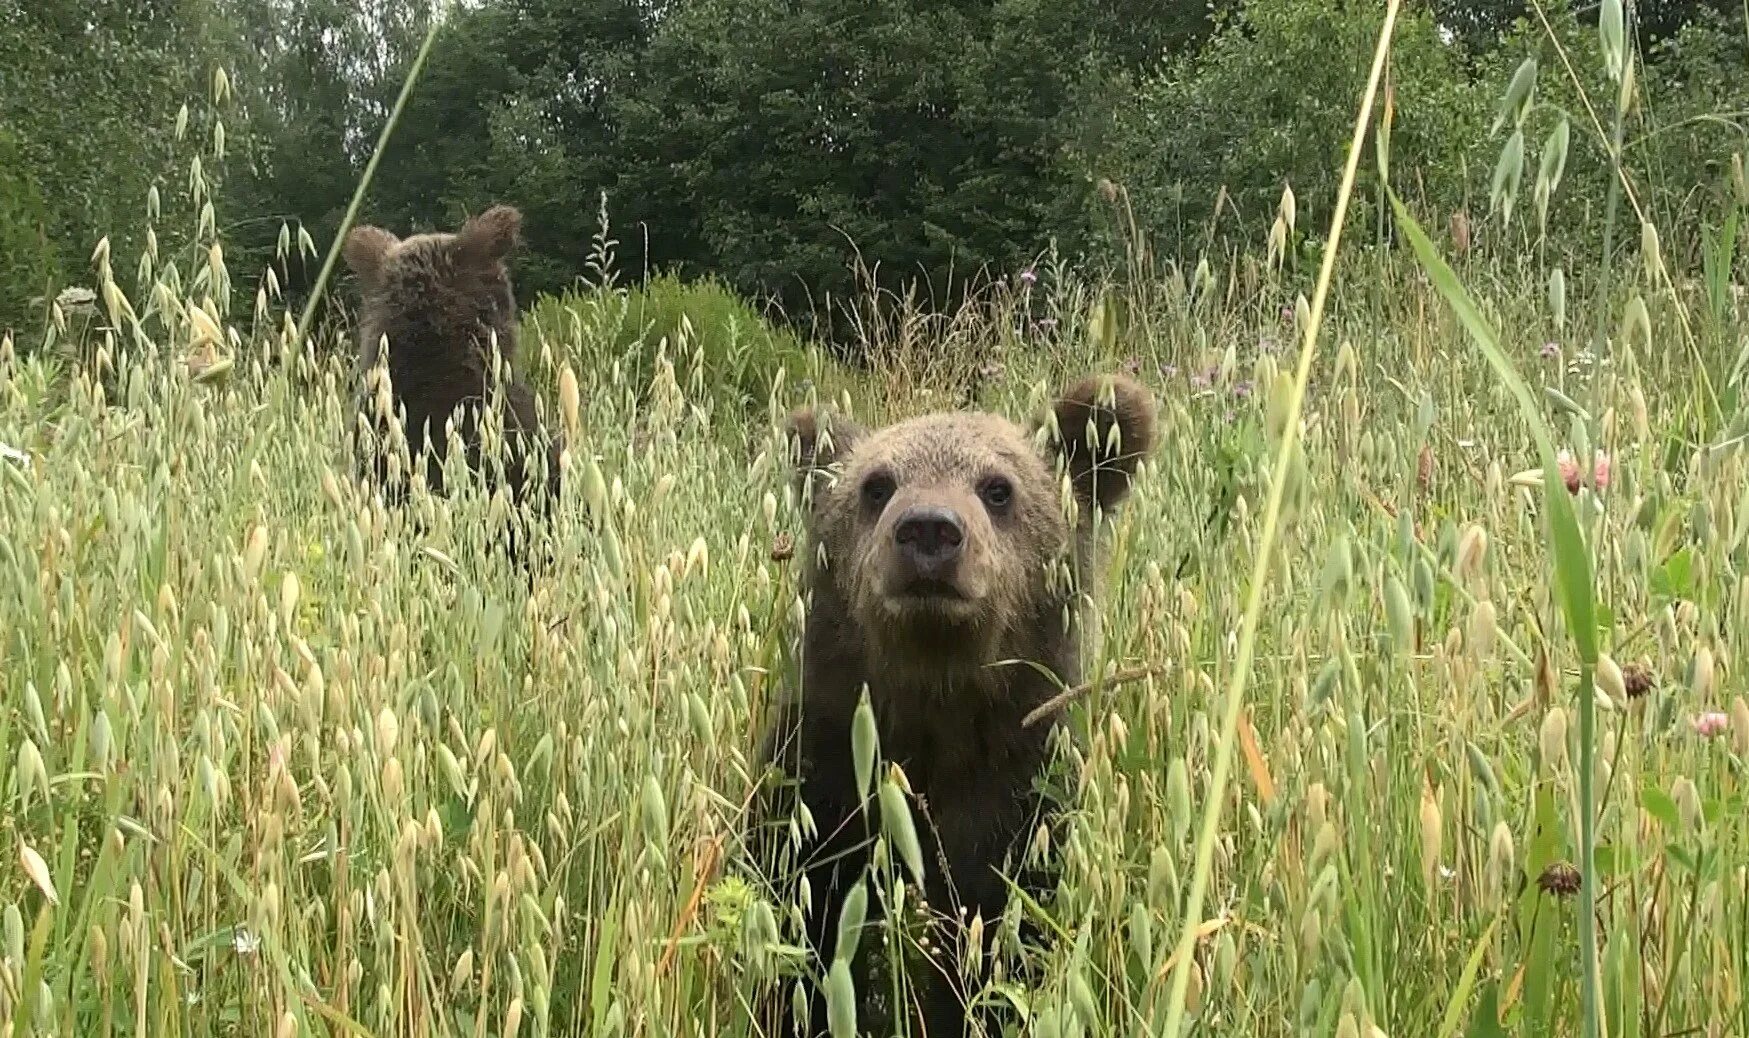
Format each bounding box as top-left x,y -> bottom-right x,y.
2,0 -> 1743,343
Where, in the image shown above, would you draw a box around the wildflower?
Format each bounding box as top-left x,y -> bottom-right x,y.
1035,317 -> 1057,333
1554,449 -> 1609,495
1160,364 -> 1179,379
1540,341 -> 1560,360
1189,370 -> 1213,392
1018,268 -> 1037,286
1621,661 -> 1654,700
1280,305 -> 1294,325
1232,380 -> 1254,399
1556,450 -> 1582,493
1258,337 -> 1279,354
770,532 -> 795,563
1121,356 -> 1142,375
1691,711 -> 1730,738
233,927 -> 261,956
1537,862 -> 1581,897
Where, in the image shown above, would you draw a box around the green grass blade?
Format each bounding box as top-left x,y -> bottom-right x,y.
1388,188 -> 1602,1038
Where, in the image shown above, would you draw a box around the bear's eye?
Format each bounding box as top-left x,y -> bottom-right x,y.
980,477 -> 1014,510
861,472 -> 896,510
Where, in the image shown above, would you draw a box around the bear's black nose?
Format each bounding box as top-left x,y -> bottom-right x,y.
894,505 -> 965,573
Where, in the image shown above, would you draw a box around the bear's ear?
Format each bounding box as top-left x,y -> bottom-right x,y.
1039,373 -> 1158,514
785,407 -> 865,499
343,225 -> 399,289
457,204 -> 522,266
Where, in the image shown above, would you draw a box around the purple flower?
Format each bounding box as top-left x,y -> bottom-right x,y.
1161,363 -> 1180,378
1692,711 -> 1730,738
1232,380 -> 1254,399
1280,305 -> 1294,325
1541,341 -> 1561,360
1019,268 -> 1038,286
1189,370 -> 1213,391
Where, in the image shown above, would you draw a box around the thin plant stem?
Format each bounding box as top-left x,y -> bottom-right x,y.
1158,0 -> 1403,1031
291,5 -> 450,350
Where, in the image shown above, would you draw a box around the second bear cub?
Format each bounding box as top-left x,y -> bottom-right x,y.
342,204 -> 562,511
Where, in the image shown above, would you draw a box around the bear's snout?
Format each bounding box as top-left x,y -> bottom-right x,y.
893,504 -> 965,578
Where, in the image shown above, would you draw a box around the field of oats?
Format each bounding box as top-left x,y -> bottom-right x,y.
5,52 -> 1749,1038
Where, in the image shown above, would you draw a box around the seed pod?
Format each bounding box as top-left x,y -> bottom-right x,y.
640,775 -> 669,859
1691,645 -> 1715,699
1487,822 -> 1515,906
852,691 -> 878,811
878,775 -> 926,887
1672,776 -> 1702,833
1418,781 -> 1443,894
1383,574 -> 1414,655
824,959 -> 857,1038
1127,902 -> 1153,970
834,877 -> 867,965
1167,757 -> 1191,843
1539,707 -> 1569,774
1596,654 -> 1626,706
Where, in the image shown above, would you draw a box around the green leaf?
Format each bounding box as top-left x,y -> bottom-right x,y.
1438,914 -> 1503,1038
1465,981 -> 1508,1038
1640,784 -> 1678,830
1650,546 -> 1694,599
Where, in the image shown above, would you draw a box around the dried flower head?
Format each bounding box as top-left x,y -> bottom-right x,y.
1621,661 -> 1654,700
1537,861 -> 1581,897
770,532 -> 795,563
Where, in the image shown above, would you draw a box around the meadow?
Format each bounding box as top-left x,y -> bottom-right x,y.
4,17 -> 1749,1038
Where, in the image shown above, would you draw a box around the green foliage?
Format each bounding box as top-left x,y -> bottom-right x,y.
1097,0 -> 1489,260
523,273 -> 835,416
612,0 -> 1111,338
0,0 -> 230,311
0,128 -> 57,333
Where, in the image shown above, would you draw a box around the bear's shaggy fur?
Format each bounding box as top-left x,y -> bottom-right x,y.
342,204 -> 562,512
752,373 -> 1158,1037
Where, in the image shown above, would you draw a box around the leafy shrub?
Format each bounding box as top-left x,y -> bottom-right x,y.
0,127 -> 59,336
522,273 -> 846,418
1097,0 -> 1488,260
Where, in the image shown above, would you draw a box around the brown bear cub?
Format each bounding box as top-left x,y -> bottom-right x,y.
342,204 -> 562,516
753,373 -> 1157,1037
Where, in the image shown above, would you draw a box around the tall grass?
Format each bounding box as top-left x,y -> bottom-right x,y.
2,12 -> 1748,1038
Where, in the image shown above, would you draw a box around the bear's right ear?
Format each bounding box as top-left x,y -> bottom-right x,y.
1039,373 -> 1158,515
343,226 -> 399,289
457,205 -> 522,267
785,407 -> 864,499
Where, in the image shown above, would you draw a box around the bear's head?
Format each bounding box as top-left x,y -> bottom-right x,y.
786,374 -> 1157,669
342,204 -> 524,363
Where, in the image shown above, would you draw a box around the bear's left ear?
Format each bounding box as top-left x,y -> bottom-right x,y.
1038,373 -> 1158,514
457,204 -> 522,266
785,407 -> 865,500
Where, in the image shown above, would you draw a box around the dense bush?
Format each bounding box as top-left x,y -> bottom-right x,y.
1094,0 -> 1746,272
0,128 -> 58,333
522,273 -> 839,418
